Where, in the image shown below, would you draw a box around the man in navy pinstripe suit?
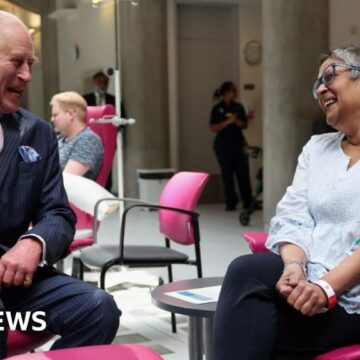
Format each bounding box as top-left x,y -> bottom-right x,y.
0,11 -> 120,358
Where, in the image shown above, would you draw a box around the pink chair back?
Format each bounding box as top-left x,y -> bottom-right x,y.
86,105 -> 117,187
71,105 -> 117,232
159,172 -> 209,245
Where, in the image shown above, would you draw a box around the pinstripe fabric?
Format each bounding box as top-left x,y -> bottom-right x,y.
0,109 -> 76,264
0,110 -> 121,358
0,267 -> 121,357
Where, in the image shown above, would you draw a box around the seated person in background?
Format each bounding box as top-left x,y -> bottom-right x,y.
214,46 -> 360,359
83,72 -> 124,192
50,91 -> 104,180
82,70 -> 126,116
83,71 -> 115,107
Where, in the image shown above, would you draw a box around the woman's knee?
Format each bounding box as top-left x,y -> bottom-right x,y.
226,253 -> 282,283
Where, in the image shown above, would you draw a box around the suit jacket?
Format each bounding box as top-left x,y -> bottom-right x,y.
83,92 -> 115,107
83,92 -> 126,117
0,109 -> 76,265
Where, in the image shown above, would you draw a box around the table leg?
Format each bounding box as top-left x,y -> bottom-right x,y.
188,316 -> 203,360
204,317 -> 213,360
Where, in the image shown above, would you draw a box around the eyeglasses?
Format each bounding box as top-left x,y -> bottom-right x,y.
312,63 -> 360,99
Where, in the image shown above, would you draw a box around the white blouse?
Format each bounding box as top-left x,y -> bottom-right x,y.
266,131 -> 360,314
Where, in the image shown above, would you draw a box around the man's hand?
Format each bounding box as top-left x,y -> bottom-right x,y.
0,238 -> 42,288
276,263 -> 306,299
287,280 -> 328,316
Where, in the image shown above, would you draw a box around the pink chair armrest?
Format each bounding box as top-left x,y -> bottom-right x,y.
313,345 -> 360,360
68,238 -> 94,253
7,330 -> 54,357
242,232 -> 269,253
7,344 -> 163,359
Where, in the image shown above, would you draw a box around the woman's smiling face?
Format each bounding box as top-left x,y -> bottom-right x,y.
315,58 -> 360,132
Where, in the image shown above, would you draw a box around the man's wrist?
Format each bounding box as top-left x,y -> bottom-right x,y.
19,234 -> 47,266
19,237 -> 43,256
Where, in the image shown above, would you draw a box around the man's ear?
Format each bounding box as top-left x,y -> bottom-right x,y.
67,108 -> 77,122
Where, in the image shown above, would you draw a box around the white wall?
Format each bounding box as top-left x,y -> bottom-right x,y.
56,1 -> 116,95
330,0 -> 360,48
168,0 -> 262,174
177,3 -> 240,173
239,1 -> 262,148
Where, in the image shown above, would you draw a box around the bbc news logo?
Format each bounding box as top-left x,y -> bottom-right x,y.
0,311 -> 46,331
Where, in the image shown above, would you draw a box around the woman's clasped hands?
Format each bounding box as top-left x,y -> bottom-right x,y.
276,263 -> 328,316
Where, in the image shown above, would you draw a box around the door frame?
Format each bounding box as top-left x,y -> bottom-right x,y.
166,0 -> 243,169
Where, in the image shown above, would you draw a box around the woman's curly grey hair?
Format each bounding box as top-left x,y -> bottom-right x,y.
320,46 -> 360,79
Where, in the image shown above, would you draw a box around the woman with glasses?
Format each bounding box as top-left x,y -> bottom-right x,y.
213,46 -> 360,359
210,81 -> 253,211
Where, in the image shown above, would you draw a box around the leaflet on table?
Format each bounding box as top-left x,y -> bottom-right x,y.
165,285 -> 222,304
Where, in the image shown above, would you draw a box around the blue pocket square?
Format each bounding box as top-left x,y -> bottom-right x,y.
18,146 -> 41,163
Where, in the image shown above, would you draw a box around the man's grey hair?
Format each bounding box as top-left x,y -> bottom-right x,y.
0,11 -> 29,50
320,46 -> 360,79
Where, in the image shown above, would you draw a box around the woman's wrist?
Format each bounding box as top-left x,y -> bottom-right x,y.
313,279 -> 337,311
283,258 -> 307,277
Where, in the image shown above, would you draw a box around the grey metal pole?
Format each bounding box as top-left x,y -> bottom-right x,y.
188,316 -> 203,360
204,317 -> 213,360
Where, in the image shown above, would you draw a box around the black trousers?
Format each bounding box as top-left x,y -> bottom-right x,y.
214,142 -> 253,208
213,253 -> 360,360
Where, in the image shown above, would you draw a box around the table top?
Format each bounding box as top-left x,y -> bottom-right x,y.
151,277 -> 223,318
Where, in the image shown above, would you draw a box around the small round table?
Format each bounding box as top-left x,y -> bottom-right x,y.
151,277 -> 223,360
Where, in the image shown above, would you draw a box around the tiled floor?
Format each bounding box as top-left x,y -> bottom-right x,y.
50,203 -> 265,359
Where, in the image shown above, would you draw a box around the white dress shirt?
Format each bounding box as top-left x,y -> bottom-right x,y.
95,91 -> 105,106
266,131 -> 360,314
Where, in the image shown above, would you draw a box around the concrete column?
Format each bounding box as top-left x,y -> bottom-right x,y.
39,1 -> 60,120
118,0 -> 169,197
262,0 -> 328,224
8,0 -> 59,119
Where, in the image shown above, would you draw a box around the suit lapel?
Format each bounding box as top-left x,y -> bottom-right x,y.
0,113 -> 22,192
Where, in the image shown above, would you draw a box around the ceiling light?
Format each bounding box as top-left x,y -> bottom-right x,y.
91,0 -> 103,8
